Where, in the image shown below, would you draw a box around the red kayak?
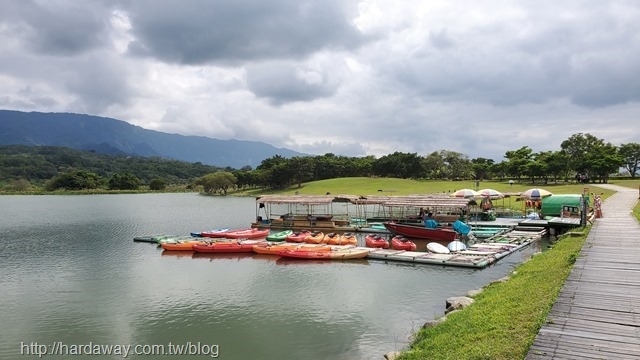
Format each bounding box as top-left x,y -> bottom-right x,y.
391,235 -> 417,251
285,230 -> 311,243
365,234 -> 389,249
192,239 -> 266,253
223,228 -> 270,239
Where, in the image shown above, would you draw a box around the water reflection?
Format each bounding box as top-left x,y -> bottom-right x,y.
0,194 -> 546,360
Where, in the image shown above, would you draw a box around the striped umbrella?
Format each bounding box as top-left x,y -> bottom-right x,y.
478,188 -> 504,199
521,188 -> 552,200
450,189 -> 481,199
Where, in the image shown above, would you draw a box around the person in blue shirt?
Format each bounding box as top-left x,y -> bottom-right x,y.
424,212 -> 439,229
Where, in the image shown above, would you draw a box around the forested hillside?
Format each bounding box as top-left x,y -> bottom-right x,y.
0,145 -> 223,186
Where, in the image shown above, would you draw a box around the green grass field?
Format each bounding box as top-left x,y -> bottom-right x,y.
236,177 -> 617,212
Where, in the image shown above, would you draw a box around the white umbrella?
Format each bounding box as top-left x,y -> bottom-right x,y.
478,188 -> 504,199
450,189 -> 480,199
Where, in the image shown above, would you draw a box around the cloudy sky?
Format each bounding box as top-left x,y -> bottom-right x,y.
1,0 -> 639,161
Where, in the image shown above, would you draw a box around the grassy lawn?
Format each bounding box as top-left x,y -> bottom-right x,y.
397,231 -> 588,360
234,177 -> 616,213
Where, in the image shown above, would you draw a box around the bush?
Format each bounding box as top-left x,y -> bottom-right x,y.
149,178 -> 167,191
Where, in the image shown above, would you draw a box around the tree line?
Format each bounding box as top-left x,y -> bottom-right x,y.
1,133 -> 639,193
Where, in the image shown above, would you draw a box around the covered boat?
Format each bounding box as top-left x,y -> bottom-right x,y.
192,239 -> 266,253
365,234 -> 389,248
391,235 -> 417,251
383,222 -> 458,241
278,248 -> 370,260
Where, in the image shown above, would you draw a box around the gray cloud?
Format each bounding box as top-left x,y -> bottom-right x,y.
123,0 -> 369,64
245,62 -> 339,105
0,0 -> 111,56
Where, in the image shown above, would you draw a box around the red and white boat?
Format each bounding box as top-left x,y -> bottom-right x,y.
365,234 -> 389,249
383,222 -> 458,241
391,235 -> 417,251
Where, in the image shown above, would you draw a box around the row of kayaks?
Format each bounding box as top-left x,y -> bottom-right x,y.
160,238 -> 371,259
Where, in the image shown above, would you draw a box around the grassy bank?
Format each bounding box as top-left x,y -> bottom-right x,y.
397,230 -> 588,360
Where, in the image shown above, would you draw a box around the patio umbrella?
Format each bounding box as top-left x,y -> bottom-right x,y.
521,188 -> 552,200
478,188 -> 504,199
450,189 -> 481,199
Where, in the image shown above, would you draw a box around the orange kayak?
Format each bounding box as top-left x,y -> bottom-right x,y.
160,240 -> 206,251
304,231 -> 325,244
192,239 -> 266,253
252,243 -> 331,255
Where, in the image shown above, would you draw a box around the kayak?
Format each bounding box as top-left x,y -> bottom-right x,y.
340,233 -> 358,246
323,232 -> 342,245
391,235 -> 417,251
365,234 -> 389,249
192,239 -> 266,253
266,230 -> 293,242
223,228 -> 270,239
278,248 -> 370,260
252,242 -> 331,255
133,234 -> 177,243
286,230 -> 311,243
304,231 -> 325,244
200,228 -> 231,238
160,239 -> 207,251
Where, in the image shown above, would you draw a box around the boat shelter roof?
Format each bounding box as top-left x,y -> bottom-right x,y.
255,194 -> 361,205
255,194 -> 472,208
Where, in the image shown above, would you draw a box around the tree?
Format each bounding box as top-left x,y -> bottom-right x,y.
560,133 -> 605,179
441,150 -> 473,180
288,156 -> 315,188
471,157 -> 495,181
44,170 -> 101,191
586,143 -> 623,183
149,178 -> 167,191
373,152 -> 424,179
504,146 -> 533,180
423,152 -> 446,179
195,171 -> 237,195
619,143 -> 640,178
108,173 -> 140,190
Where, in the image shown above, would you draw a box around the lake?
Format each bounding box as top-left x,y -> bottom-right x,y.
0,193 -> 547,359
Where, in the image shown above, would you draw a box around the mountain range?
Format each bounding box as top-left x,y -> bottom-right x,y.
0,110 -> 306,168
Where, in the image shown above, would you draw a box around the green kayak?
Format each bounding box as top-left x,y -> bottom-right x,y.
266,230 -> 293,242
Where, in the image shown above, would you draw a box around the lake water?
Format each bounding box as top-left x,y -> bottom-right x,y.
0,193 -> 547,360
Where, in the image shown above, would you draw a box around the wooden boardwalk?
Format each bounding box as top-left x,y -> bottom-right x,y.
526,184 -> 640,359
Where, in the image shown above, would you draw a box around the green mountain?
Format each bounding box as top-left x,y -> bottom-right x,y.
0,110 -> 306,168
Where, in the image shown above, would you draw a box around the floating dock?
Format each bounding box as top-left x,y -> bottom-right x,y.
365,228 -> 547,268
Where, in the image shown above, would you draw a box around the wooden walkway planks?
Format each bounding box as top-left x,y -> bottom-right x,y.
526,184 -> 640,360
